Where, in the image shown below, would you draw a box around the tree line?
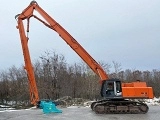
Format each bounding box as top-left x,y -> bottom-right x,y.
0,51 -> 160,105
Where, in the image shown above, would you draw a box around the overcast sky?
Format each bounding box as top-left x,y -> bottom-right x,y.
0,0 -> 160,71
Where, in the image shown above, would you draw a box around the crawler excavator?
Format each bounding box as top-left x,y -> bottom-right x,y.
15,1 -> 153,114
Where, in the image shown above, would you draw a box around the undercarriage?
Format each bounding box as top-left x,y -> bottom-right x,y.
91,99 -> 149,114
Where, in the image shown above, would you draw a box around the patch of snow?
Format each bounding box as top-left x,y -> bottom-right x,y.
0,109 -> 18,113
67,106 -> 80,108
0,104 -> 15,112
145,97 -> 160,106
0,105 -> 10,108
25,106 -> 37,110
83,101 -> 94,108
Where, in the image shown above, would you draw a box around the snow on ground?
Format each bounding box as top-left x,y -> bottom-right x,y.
0,105 -> 15,112
145,97 -> 160,106
67,97 -> 160,109
0,97 -> 159,112
0,108 -> 18,113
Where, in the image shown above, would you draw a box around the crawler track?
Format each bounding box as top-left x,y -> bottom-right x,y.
91,100 -> 149,114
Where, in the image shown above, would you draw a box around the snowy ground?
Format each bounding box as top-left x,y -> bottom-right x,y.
0,97 -> 160,120
0,97 -> 160,112
0,105 -> 15,111
145,97 -> 160,106
0,105 -> 160,120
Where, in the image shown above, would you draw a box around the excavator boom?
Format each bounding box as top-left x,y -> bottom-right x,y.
15,1 -> 108,105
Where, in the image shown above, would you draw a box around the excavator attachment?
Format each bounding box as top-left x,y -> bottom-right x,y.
38,100 -> 62,114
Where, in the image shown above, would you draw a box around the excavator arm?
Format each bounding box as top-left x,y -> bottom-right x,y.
15,1 -> 108,105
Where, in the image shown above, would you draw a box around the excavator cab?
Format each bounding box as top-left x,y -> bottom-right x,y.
101,79 -> 122,99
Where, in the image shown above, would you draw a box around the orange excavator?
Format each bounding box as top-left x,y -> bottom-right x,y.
15,1 -> 153,114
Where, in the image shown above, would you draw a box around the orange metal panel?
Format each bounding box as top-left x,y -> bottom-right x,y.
122,81 -> 147,87
132,82 -> 147,87
122,83 -> 133,87
122,87 -> 154,99
148,87 -> 154,98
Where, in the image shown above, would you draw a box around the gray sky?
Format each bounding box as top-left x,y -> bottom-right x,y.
0,0 -> 160,71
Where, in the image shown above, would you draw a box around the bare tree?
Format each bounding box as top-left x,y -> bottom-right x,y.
108,61 -> 122,79
0,71 -> 9,104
